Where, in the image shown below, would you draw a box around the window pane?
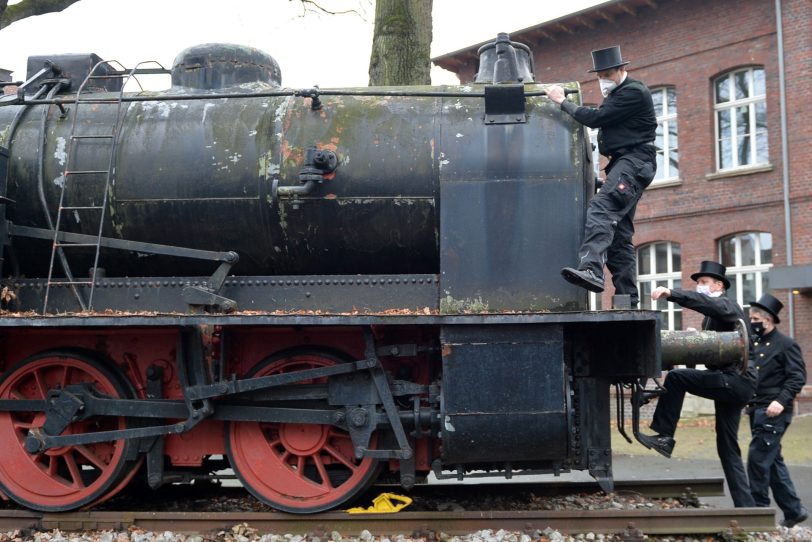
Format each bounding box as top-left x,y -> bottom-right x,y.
656,151 -> 665,180
673,310 -> 682,330
655,243 -> 668,273
638,245 -> 651,275
740,233 -> 756,266
655,123 -> 664,151
729,274 -> 740,304
652,88 -> 663,115
672,244 -> 681,271
754,68 -> 765,95
667,88 -> 677,115
737,105 -> 751,165
640,281 -> 653,310
669,122 -> 678,151
761,273 -> 769,295
756,102 -> 768,163
715,76 -> 729,103
735,70 -> 749,100
759,233 -> 772,264
674,278 -> 682,290
720,236 -> 736,266
670,151 -> 679,179
718,109 -> 731,169
742,272 -> 757,305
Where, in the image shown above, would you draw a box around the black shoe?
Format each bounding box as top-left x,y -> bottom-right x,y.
561,267 -> 605,293
637,433 -> 675,458
780,507 -> 809,528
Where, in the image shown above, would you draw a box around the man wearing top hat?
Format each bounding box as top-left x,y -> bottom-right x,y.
547,46 -> 657,307
747,293 -> 808,527
640,260 -> 756,507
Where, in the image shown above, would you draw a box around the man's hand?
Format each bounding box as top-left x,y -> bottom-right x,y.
766,400 -> 784,417
547,85 -> 566,105
651,286 -> 672,300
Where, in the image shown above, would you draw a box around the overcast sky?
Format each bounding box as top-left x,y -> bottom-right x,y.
0,0 -> 604,88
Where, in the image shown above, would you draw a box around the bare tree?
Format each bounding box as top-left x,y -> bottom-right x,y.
0,0 -> 82,30
368,0 -> 432,86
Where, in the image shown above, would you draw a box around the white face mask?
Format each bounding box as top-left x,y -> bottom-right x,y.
599,78 -> 617,97
696,284 -> 723,298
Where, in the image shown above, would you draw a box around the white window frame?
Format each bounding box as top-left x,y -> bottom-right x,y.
719,232 -> 773,308
637,241 -> 682,330
714,67 -> 768,171
651,87 -> 679,185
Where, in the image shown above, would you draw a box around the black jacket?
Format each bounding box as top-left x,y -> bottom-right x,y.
749,328 -> 807,413
559,76 -> 657,156
667,289 -> 744,333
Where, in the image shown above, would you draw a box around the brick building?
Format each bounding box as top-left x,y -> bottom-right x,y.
433,0 -> 811,411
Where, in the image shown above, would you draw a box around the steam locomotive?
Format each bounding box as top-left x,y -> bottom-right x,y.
0,35 -> 743,513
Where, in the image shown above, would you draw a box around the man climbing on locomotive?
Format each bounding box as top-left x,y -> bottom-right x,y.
547,46 -> 657,308
640,261 -> 756,508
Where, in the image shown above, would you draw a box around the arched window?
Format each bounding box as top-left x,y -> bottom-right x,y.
719,232 -> 773,307
637,241 -> 682,330
651,87 -> 679,185
714,67 -> 768,171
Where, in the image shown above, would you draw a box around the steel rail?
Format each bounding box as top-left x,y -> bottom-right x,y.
0,507 -> 776,536
391,477 -> 726,499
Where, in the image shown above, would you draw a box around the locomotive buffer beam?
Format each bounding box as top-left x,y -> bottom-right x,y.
9,224 -> 239,311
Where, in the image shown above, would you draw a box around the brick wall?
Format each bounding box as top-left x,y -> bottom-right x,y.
440,0 -> 812,412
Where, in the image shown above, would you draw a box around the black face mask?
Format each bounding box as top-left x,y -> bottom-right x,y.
751,321 -> 765,338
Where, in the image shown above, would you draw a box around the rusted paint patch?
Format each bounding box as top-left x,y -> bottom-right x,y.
441,344 -> 452,357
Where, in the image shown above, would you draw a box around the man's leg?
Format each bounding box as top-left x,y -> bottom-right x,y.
606,205 -> 638,307
716,400 -> 754,507
649,368 -> 697,437
564,158 -> 642,286
747,409 -> 779,506
764,417 -> 805,520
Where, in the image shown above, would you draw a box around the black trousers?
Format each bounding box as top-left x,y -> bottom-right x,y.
649,368 -> 756,507
578,147 -> 655,306
748,408 -> 804,520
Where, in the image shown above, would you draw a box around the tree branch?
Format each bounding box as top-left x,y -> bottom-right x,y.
1,0 -> 82,31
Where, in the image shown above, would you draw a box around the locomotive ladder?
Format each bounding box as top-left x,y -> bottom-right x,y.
43,61 -> 168,313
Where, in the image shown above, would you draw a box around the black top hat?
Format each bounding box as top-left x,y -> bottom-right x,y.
588,46 -> 631,73
750,293 -> 783,324
690,260 -> 731,290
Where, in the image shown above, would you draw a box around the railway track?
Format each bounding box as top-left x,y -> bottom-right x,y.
0,477 -> 778,536
0,507 -> 777,536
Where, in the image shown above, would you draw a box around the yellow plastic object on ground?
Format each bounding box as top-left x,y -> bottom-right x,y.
346,492 -> 413,514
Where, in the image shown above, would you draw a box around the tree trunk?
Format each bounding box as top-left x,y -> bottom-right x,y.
368,0 -> 432,86
0,0 -> 82,31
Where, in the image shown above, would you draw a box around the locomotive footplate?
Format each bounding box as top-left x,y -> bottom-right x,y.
5,273 -> 439,314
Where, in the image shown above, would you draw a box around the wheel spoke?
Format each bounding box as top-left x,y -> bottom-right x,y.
48,456 -> 59,476
75,445 -> 108,470
63,453 -> 85,488
323,444 -> 358,471
60,366 -> 70,389
312,453 -> 333,489
34,369 -> 48,399
296,455 -> 305,477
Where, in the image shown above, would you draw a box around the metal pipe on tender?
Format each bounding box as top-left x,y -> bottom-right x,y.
660,329 -> 748,370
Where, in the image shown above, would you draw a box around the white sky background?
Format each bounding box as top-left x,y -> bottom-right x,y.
0,0 -> 604,89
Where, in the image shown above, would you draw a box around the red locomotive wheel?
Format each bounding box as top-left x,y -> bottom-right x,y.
226,351 -> 380,513
0,351 -> 137,511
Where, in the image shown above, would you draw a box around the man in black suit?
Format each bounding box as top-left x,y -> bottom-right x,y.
747,293 -> 808,527
547,46 -> 657,308
640,261 -> 756,507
